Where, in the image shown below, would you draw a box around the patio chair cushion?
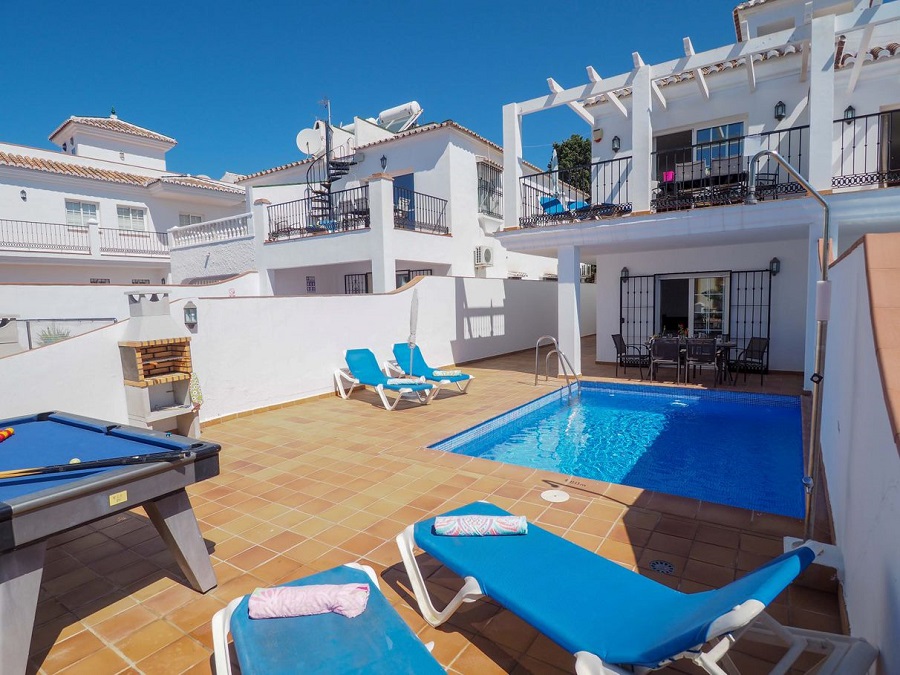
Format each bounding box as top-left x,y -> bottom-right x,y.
413,502 -> 814,668
230,566 -> 444,675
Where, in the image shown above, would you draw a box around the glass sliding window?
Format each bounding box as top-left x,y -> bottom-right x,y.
692,276 -> 727,337
696,122 -> 744,167
117,206 -> 146,231
179,213 -> 203,227
65,201 -> 97,227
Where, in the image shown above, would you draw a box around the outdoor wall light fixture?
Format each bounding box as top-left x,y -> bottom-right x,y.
19,190 -> 26,201
769,256 -> 781,276
773,101 -> 786,121
620,266 -> 629,283
611,136 -> 621,153
380,155 -> 387,170
843,105 -> 856,124
183,302 -> 198,328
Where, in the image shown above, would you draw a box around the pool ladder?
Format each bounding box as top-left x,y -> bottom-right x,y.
534,336 -> 581,396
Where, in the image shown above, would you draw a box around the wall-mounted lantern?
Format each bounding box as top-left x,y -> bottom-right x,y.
380,155 -> 387,170
611,136 -> 621,153
843,105 -> 856,124
183,301 -> 198,328
620,267 -> 629,283
769,257 -> 781,276
773,101 -> 786,121
19,190 -> 26,202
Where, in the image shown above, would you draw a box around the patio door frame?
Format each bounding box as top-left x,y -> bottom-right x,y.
656,271 -> 730,338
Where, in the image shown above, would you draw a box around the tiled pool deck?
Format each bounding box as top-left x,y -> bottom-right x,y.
31,337 -> 840,674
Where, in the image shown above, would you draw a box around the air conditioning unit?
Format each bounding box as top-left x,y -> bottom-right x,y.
474,246 -> 494,268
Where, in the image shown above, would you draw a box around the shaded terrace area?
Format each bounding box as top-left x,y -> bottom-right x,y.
30,337 -> 837,674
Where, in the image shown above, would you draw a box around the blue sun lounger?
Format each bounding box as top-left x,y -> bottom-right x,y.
391,343 -> 473,393
335,348 -> 439,411
212,564 -> 444,675
396,502 -> 877,675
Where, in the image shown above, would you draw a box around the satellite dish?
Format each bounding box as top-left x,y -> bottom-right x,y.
296,128 -> 323,156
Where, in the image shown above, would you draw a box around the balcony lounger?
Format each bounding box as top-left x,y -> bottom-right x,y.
539,196 -> 568,215
335,348 -> 439,411
211,564 -> 444,675
396,501 -> 877,675
391,343 -> 473,393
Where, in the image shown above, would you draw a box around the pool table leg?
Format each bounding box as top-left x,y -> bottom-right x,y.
0,541 -> 47,675
144,489 -> 217,593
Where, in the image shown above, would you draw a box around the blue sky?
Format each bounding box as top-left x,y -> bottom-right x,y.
2,0 -> 738,177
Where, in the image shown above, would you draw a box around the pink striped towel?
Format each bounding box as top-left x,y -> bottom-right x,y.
248,583 -> 370,619
433,514 -> 528,536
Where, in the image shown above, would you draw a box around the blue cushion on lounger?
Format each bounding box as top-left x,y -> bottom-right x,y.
345,349 -> 433,393
414,502 -> 814,668
230,566 -> 444,674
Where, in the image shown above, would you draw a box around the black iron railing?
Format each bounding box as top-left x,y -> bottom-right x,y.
832,111 -> 900,189
0,220 -> 90,252
519,156 -> 633,227
651,125 -> 808,212
98,228 -> 169,256
393,186 -> 449,234
477,162 -> 503,218
266,185 -> 370,241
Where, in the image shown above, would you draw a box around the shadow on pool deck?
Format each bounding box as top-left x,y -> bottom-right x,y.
30,336 -> 841,674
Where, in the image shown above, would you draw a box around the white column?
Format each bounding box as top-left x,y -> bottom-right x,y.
247,187 -> 274,295
87,217 -> 101,257
368,174 -> 396,294
630,66 -> 653,213
502,102 -> 523,229
557,245 -> 582,375
808,13 -> 836,191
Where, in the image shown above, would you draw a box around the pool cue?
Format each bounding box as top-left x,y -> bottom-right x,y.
0,450 -> 192,480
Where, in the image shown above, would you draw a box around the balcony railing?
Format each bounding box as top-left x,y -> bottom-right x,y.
98,228 -> 170,256
832,111 -> 900,189
169,213 -> 252,249
267,185 -> 370,241
0,220 -> 90,253
393,186 -> 449,234
519,156 -> 633,227
651,125 -> 809,212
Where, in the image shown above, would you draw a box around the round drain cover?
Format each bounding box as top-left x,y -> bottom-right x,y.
649,559 -> 675,575
540,489 -> 570,503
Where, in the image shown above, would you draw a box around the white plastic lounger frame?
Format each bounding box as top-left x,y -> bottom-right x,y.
395,526 -> 877,675
333,367 -> 439,411
211,563 -> 435,675
385,360 -> 474,393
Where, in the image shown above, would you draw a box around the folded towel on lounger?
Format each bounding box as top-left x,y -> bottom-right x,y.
248,583 -> 370,619
432,369 -> 462,377
433,514 -> 528,537
386,377 -> 424,385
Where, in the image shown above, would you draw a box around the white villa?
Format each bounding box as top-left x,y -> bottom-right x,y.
1,0 -> 900,672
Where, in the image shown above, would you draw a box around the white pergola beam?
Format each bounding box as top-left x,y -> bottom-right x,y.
740,21 -> 757,91
547,78 -> 595,125
683,36 -> 710,98
584,67 -> 628,118
800,39 -> 810,81
651,80 -> 668,109
847,24 -> 874,92
513,2 -> 900,117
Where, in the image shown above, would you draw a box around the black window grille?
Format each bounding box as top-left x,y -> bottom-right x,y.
344,273 -> 370,295
477,162 -> 503,218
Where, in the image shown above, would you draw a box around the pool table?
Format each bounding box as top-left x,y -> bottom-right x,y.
0,412 -> 221,674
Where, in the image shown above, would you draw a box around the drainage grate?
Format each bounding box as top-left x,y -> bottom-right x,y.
649,559 -> 675,575
540,489 -> 570,503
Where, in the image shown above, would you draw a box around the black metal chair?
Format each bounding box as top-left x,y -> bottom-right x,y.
730,337 -> 770,385
650,337 -> 682,383
685,338 -> 718,387
611,334 -> 649,380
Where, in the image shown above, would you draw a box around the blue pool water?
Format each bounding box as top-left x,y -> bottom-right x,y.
432,382 -> 805,518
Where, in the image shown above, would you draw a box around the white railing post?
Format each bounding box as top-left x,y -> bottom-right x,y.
87,218 -> 101,257
630,65 -> 653,214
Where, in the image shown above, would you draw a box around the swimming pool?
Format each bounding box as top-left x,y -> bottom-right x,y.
431,382 -> 805,518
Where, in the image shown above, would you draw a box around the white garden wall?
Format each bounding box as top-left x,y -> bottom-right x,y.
0,276 -> 594,425
820,241 -> 900,675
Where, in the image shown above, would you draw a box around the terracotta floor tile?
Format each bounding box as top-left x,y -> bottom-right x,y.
38,630 -> 105,672
55,644 -> 131,674
117,619 -> 184,663
93,605 -> 157,644
136,635 -> 209,674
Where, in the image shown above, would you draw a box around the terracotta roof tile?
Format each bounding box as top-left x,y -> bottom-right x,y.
0,151 -> 243,195
49,116 -> 177,145
239,121 -> 503,182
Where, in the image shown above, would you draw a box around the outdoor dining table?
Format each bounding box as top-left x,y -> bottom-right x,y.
645,337 -> 736,385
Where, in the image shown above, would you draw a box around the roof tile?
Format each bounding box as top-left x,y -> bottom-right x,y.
50,116 -> 177,145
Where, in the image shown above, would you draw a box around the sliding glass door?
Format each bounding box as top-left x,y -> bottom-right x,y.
657,273 -> 728,337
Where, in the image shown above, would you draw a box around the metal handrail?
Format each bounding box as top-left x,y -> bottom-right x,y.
534,335 -> 581,393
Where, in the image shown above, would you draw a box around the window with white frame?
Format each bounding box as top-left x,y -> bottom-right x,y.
65,201 -> 98,227
306,276 -> 316,294
117,206 -> 147,231
179,213 -> 203,227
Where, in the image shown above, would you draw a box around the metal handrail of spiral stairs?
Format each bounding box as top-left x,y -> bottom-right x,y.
534,336 -> 581,397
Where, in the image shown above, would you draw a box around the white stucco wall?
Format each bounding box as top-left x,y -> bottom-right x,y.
593,237 -> 809,371
0,276 -> 594,425
820,242 -> 900,675
169,236 -> 256,284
